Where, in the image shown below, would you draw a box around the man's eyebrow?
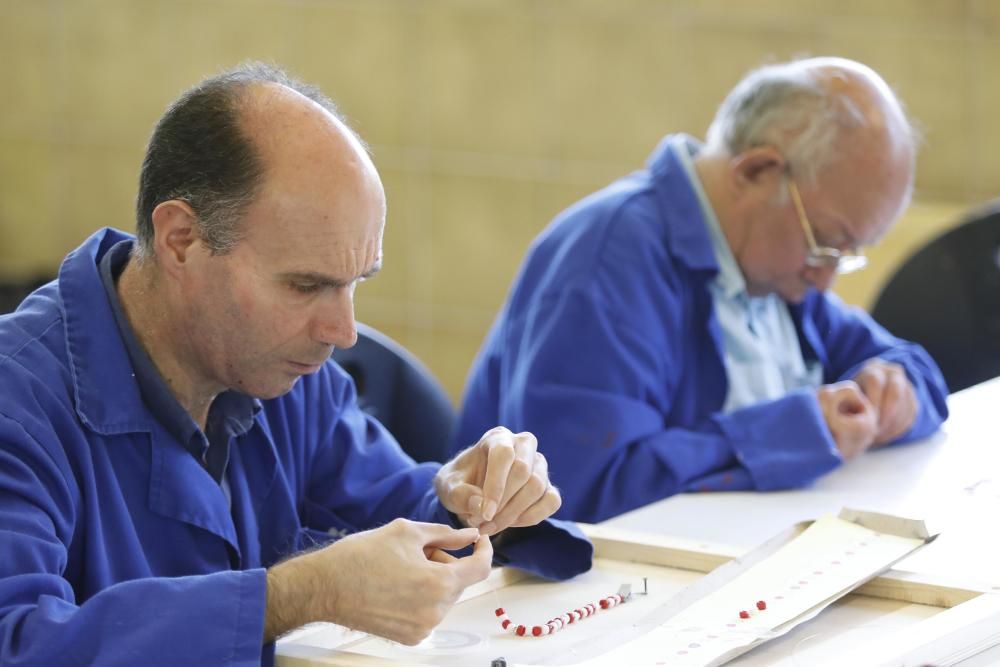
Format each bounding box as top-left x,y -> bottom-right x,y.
281,261 -> 382,289
360,260 -> 382,280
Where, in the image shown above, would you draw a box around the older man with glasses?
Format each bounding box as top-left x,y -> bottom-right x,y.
452,57 -> 949,523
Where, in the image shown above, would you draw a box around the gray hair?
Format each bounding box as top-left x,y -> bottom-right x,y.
705,60 -> 914,185
134,62 -> 347,262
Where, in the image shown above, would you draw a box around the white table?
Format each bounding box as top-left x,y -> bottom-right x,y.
605,377 -> 1000,664
278,380 -> 1000,666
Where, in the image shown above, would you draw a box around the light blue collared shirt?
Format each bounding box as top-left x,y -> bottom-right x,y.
672,137 -> 821,412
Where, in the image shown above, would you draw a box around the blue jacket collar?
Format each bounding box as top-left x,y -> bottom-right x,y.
60,227 -> 155,435
646,134 -> 721,274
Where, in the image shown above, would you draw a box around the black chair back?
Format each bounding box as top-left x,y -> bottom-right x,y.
0,275 -> 52,314
332,323 -> 455,463
871,204 -> 1000,393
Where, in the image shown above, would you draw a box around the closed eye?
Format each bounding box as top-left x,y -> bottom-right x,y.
290,282 -> 323,294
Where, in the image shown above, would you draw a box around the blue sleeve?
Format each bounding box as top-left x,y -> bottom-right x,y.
296,368 -> 449,533
801,291 -> 949,443
492,519 -> 593,581
0,412 -> 266,667
484,287 -> 842,523
298,369 -> 593,579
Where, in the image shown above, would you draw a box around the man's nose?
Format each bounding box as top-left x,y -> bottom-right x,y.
312,289 -> 358,349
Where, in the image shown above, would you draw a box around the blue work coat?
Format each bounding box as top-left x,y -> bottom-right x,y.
454,135 -> 950,523
0,228 -> 591,666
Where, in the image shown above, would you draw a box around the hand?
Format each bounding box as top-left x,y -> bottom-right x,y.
852,359 -> 917,446
264,519 -> 492,645
434,426 -> 561,536
816,381 -> 879,459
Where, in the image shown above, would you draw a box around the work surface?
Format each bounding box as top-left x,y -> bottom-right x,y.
278,379 -> 1000,665
606,377 -> 1000,664
608,377 -> 1000,587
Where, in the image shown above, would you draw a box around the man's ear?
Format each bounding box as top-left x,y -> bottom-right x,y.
729,145 -> 787,190
150,199 -> 200,277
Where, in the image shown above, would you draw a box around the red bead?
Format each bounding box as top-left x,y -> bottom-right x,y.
756,600 -> 767,611
739,610 -> 750,619
502,619 -> 511,629
495,608 -> 505,617
516,625 -> 526,636
532,626 -> 543,637
600,599 -> 609,609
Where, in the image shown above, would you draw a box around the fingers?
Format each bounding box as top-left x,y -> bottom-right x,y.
435,427 -> 560,532
448,534 -> 493,588
478,429 -> 521,522
479,453 -> 561,535
873,369 -> 918,445
494,433 -> 537,511
817,381 -> 878,459
854,364 -> 887,415
853,360 -> 919,447
414,522 -> 481,551
425,547 -> 458,564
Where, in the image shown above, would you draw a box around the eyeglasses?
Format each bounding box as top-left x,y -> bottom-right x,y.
787,179 -> 868,275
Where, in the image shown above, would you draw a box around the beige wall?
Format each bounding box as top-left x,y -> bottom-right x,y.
1,0 -> 997,401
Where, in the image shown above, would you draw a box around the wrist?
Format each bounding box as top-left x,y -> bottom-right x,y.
264,552 -> 325,642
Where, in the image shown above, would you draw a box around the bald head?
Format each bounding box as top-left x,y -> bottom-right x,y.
240,81 -> 379,210
134,62 -> 366,262
705,57 -> 916,187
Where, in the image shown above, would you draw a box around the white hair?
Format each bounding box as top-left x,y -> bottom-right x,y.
705,60 -> 914,185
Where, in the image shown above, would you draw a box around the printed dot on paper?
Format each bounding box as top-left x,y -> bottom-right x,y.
846,551 -> 855,556
831,560 -> 841,565
726,623 -> 736,628
814,570 -> 823,575
775,595 -> 784,600
799,580 -> 809,585
678,650 -> 688,655
689,643 -> 700,649
791,585 -> 800,590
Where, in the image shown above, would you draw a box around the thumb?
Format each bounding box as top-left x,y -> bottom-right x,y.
449,533 -> 494,587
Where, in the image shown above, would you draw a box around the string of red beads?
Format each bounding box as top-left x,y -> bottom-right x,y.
495,593 -> 628,638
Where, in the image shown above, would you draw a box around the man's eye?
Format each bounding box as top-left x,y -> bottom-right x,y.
291,283 -> 322,294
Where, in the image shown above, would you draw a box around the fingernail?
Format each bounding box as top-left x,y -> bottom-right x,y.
483,500 -> 497,521
469,496 -> 483,515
